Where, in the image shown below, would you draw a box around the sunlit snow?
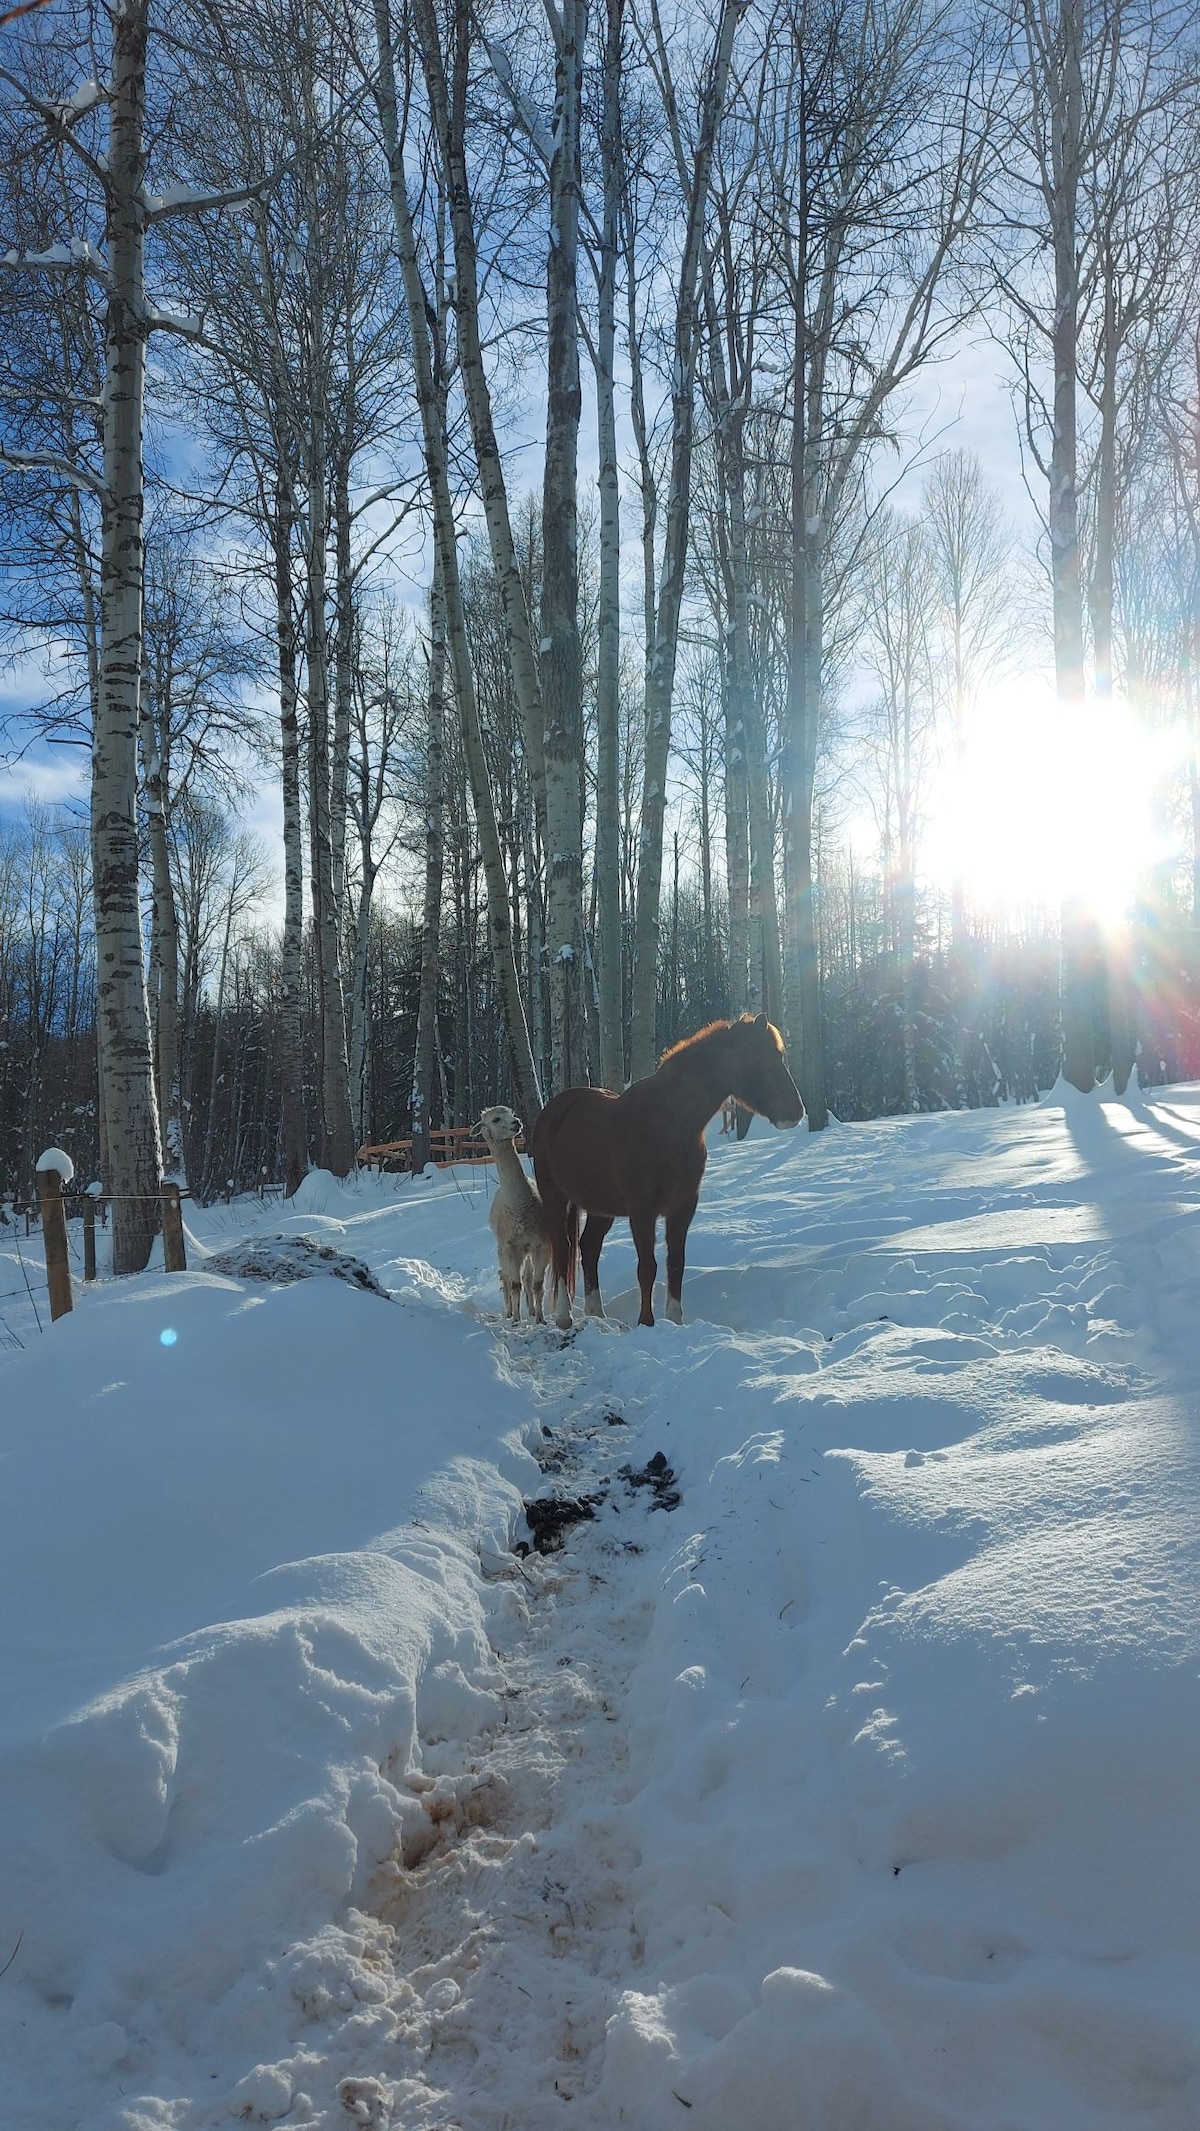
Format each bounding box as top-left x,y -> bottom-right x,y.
1,1087 -> 1198,2129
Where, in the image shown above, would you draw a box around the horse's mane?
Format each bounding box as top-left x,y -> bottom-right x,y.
658,1014 -> 783,1068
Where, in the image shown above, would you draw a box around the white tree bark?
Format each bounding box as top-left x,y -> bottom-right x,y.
94,0 -> 163,1273
628,0 -> 744,1079
540,0 -> 588,1092
593,0 -> 625,1089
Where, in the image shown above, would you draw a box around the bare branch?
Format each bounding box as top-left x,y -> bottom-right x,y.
0,443 -> 107,498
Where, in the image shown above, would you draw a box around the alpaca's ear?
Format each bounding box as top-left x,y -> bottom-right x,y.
513,1118 -> 523,1135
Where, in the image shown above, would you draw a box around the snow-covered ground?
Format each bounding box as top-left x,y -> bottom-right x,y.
2,1082 -> 1199,2130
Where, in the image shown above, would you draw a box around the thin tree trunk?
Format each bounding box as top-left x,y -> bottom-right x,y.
348,859 -> 376,1146
272,483 -> 308,1196
594,0 -> 624,1089
411,559 -> 446,1171
628,0 -> 742,1079
413,0 -> 548,823
94,0 -> 163,1273
141,694 -> 183,1175
331,447 -> 355,912
1049,0 -> 1093,1093
784,143 -> 829,1129
374,0 -> 541,1122
540,0 -> 586,1092
305,433 -> 357,1174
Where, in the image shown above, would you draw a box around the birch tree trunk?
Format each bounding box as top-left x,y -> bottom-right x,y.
411,559 -> 446,1171
140,691 -> 183,1176
94,0 -> 163,1273
348,851 -> 376,1147
628,0 -> 743,1080
784,156 -> 830,1129
374,0 -> 541,1123
412,0 -> 548,822
540,0 -> 587,1091
272,483 -> 308,1197
304,426 -> 357,1175
704,252 -> 783,1019
331,445 -> 355,915
1046,0 -> 1094,1092
594,0 -> 625,1088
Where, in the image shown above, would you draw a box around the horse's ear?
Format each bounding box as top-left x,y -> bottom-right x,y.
754,1013 -> 767,1027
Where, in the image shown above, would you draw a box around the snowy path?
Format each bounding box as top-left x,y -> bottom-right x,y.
2,1084 -> 1199,2128
351,1335 -> 660,2129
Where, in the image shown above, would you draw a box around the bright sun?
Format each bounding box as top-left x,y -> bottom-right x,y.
922,682 -> 1182,926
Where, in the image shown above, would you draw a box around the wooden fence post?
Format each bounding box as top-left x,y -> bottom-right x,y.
36,1159 -> 73,1322
161,1182 -> 187,1273
83,1192 -> 97,1281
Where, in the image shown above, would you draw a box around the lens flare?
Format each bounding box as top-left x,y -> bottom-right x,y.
160,1328 -> 178,1348
924,684 -> 1183,925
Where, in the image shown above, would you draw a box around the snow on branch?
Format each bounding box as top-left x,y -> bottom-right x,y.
144,176 -> 276,223
482,38 -> 553,165
0,443 -> 108,498
141,302 -> 206,341
56,77 -> 110,122
1,238 -> 111,288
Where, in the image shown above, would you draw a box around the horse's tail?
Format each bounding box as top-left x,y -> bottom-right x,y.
531,1116 -> 576,1306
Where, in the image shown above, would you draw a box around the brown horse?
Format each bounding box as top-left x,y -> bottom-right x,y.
531,1013 -> 803,1330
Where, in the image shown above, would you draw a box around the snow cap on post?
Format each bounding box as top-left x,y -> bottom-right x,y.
36,1148 -> 76,1183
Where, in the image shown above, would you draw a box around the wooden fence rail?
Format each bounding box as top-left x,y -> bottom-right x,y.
358,1124 -> 526,1174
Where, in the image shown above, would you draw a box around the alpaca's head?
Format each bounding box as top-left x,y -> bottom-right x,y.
478,1104 -> 522,1144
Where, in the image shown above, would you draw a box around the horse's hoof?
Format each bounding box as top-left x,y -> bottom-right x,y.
584,1292 -> 605,1318
665,1297 -> 684,1325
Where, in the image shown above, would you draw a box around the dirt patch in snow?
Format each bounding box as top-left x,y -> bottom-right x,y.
205,1233 -> 392,1297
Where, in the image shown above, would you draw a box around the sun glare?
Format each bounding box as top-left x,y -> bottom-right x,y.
923,682 -> 1182,926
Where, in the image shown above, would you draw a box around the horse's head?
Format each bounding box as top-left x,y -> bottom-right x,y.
478,1105 -> 522,1145
727,1015 -> 804,1128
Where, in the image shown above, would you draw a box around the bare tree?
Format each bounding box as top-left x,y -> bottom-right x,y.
922,449 -> 1019,949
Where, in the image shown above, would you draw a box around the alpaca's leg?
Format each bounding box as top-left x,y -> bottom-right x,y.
520,1238 -> 550,1322
664,1194 -> 699,1325
629,1207 -> 658,1327
579,1213 -> 614,1318
498,1240 -> 522,1319
521,1250 -> 538,1320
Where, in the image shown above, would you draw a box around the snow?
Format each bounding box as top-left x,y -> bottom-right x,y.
35,1145 -> 75,1180
3,1090 -> 1200,2128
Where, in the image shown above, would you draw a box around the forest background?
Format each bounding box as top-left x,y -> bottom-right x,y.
2,0 -> 1200,1271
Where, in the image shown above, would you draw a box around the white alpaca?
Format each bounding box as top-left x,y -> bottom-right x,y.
478,1105 -> 551,1323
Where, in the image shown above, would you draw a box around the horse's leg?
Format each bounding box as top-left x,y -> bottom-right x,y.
629,1205 -> 658,1327
538,1174 -> 575,1329
664,1194 -> 699,1326
579,1213 -> 614,1318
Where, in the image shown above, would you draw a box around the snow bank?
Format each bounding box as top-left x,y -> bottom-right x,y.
0,1258 -> 538,2130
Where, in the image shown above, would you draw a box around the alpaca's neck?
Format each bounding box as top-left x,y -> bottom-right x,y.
491,1138 -> 537,1210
